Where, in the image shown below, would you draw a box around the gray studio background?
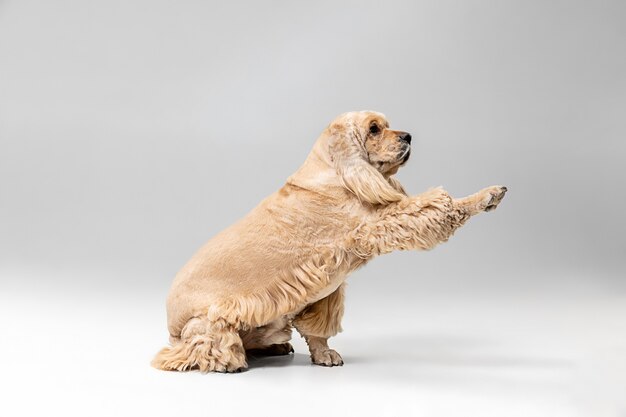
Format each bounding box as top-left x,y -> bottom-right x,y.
1,1 -> 625,417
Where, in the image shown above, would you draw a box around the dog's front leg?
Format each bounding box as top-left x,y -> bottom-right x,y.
293,284 -> 345,366
454,185 -> 508,215
347,185 -> 507,258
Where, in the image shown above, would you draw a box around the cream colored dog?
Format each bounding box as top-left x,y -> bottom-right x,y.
152,111 -> 507,372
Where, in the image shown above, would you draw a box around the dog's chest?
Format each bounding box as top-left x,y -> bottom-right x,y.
285,270 -> 348,318
309,270 -> 347,304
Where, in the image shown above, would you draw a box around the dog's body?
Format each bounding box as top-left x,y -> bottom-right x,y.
153,111 -> 507,372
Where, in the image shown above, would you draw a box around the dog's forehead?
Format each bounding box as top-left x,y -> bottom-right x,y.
362,111 -> 389,127
338,111 -> 389,127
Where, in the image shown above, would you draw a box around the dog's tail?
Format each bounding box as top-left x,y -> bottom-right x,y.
151,318 -> 247,372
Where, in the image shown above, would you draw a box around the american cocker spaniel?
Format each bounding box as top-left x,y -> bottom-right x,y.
152,111 -> 507,372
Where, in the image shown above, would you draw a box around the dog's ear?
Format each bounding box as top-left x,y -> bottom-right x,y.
387,176 -> 407,196
327,123 -> 405,205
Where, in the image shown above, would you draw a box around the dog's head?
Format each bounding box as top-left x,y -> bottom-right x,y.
326,111 -> 411,205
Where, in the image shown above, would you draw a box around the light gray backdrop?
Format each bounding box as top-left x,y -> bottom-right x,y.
1,0 -> 624,287
0,1 -> 625,416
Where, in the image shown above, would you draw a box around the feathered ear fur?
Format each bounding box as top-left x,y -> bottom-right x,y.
327,123 -> 405,205
387,176 -> 408,196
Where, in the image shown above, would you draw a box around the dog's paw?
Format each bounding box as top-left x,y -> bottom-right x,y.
210,360 -> 248,373
247,342 -> 294,357
267,342 -> 294,356
311,349 -> 344,367
480,185 -> 507,212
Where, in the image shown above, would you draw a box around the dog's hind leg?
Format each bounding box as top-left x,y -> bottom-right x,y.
151,316 -> 247,373
241,317 -> 294,357
293,284 -> 345,366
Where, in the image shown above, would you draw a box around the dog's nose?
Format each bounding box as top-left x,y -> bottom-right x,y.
398,132 -> 412,144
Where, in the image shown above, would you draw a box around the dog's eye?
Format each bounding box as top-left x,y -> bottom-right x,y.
369,124 -> 380,135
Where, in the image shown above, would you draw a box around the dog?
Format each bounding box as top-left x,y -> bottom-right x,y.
152,110 -> 507,372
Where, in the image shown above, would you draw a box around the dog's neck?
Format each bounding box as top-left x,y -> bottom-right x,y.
286,135 -> 343,196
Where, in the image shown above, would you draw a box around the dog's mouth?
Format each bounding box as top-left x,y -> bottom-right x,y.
371,146 -> 411,172
398,147 -> 411,165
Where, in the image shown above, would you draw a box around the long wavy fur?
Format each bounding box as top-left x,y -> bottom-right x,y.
152,111 -> 507,372
327,121 -> 405,205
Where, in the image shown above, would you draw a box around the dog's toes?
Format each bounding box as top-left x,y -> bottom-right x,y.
247,342 -> 294,357
311,349 -> 344,367
483,185 -> 507,212
327,350 -> 344,366
275,342 -> 295,355
220,364 -> 247,373
265,342 -> 294,356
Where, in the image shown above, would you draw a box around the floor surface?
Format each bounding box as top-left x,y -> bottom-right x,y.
2,268 -> 625,417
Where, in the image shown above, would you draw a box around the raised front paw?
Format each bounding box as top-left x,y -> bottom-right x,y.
311,349 -> 344,367
479,185 -> 508,212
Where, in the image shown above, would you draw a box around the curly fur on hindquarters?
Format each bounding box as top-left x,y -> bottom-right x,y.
152,111 -> 507,373
153,317 -> 247,373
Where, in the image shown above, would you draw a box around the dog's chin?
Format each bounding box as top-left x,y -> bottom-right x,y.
399,148 -> 411,165
372,148 -> 411,175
